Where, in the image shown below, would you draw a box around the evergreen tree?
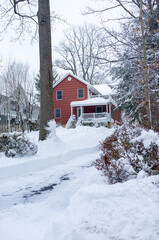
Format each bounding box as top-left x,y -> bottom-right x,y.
111,13 -> 159,130
34,68 -> 60,103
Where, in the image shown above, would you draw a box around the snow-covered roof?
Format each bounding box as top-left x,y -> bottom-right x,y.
53,72 -> 89,88
53,72 -> 100,95
71,96 -> 117,108
93,84 -> 115,96
53,72 -> 117,97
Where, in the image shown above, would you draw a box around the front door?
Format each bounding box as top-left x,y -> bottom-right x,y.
77,107 -> 81,120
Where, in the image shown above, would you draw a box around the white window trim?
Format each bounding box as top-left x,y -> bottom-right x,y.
56,90 -> 63,100
55,109 -> 61,119
77,89 -> 84,99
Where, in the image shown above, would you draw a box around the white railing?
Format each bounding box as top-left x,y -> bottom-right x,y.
82,112 -> 106,119
66,115 -> 76,128
80,112 -> 110,123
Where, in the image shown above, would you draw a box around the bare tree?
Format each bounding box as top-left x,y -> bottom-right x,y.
0,0 -> 38,41
0,0 -> 54,140
25,80 -> 38,132
55,24 -> 108,84
84,0 -> 139,20
0,60 -> 37,132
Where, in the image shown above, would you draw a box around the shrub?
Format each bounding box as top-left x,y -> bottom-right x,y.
82,122 -> 108,128
82,122 -> 95,127
95,123 -> 159,184
0,132 -> 38,157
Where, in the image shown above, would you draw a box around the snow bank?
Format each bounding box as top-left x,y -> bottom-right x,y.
0,126 -> 114,178
47,170 -> 159,240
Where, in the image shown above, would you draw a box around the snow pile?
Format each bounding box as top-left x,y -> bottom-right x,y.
0,126 -> 114,175
47,120 -> 57,140
35,126 -> 114,161
47,169 -> 159,240
0,125 -> 159,240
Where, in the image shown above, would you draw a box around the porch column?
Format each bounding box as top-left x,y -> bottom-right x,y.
106,104 -> 107,120
71,106 -> 73,119
109,104 -> 111,119
110,104 -> 112,116
109,104 -> 112,127
80,106 -> 83,117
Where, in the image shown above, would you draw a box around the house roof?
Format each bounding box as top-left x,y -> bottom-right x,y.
93,84 -> 115,96
53,72 -> 100,95
71,96 -> 117,108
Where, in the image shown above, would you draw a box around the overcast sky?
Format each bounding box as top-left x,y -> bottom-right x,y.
0,0 -> 120,74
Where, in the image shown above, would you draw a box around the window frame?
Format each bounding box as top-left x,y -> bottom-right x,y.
56,90 -> 63,100
77,88 -> 84,99
55,109 -> 61,119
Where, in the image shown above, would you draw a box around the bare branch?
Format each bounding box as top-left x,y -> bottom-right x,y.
84,4 -> 121,15
55,24 -> 108,84
12,0 -> 38,24
115,0 -> 137,18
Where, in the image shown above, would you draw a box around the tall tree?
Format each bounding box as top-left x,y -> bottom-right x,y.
85,0 -> 159,129
139,0 -> 151,128
109,6 -> 159,130
38,0 -> 53,140
55,24 -> 108,84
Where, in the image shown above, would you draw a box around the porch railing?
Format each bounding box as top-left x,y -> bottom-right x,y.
79,112 -> 111,123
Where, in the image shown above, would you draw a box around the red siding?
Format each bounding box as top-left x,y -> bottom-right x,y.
113,109 -> 122,125
112,105 -> 122,125
53,75 -> 88,124
83,106 -> 106,113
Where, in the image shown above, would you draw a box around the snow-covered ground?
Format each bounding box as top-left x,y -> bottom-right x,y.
0,126 -> 159,240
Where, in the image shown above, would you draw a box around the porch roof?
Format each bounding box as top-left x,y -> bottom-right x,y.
93,84 -> 115,96
71,96 -> 117,108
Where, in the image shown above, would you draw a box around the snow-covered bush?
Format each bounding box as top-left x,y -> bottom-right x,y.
0,132 -> 38,157
95,123 -> 159,184
82,122 -> 108,128
47,120 -> 56,139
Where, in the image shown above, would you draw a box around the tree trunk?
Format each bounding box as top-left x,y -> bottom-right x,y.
139,0 -> 151,128
38,0 -> 54,141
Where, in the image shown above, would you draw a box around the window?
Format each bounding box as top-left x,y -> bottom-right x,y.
96,106 -> 103,113
111,106 -> 114,117
56,90 -> 63,100
78,89 -> 84,99
55,109 -> 61,119
23,108 -> 27,114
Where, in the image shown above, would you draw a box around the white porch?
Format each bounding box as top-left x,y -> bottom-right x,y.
70,97 -> 115,126
79,112 -> 112,124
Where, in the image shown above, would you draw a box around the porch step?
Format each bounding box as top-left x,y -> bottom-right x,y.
66,116 -> 77,129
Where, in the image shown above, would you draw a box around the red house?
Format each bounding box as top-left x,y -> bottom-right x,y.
53,73 -> 121,127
